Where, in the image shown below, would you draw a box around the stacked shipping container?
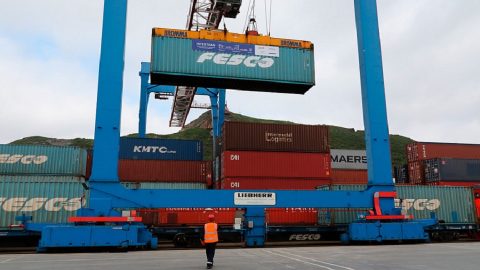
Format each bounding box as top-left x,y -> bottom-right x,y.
406,142 -> 480,185
424,158 -> 480,186
0,145 -> 87,227
330,149 -> 368,185
218,121 -> 330,225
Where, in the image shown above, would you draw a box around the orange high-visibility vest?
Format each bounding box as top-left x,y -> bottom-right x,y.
204,222 -> 219,243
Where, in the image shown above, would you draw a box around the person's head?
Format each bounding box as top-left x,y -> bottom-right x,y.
208,214 -> 215,222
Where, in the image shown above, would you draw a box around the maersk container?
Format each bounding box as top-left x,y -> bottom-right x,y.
150,28 -> 315,94
119,137 -> 202,161
424,158 -> 480,182
318,185 -> 477,224
0,176 -> 86,227
0,145 -> 87,176
330,149 -> 367,170
221,122 -> 329,153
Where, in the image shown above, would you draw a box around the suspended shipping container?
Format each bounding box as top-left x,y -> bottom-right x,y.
424,158 -> 480,183
151,28 -> 315,94
221,122 -> 329,153
118,160 -> 212,183
221,178 -> 330,190
138,208 -> 238,226
406,142 -> 480,162
119,137 -> 203,161
330,149 -> 367,170
221,151 -> 331,179
319,185 -> 477,224
0,145 -> 87,176
266,208 -> 318,225
0,176 -> 86,227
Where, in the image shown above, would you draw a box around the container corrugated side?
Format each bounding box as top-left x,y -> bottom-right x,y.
330,149 -> 367,170
0,145 -> 87,176
119,138 -> 202,161
408,161 -> 425,184
424,158 -> 480,182
151,29 -> 315,94
407,142 -> 480,162
319,185 -> 476,224
221,122 -> 329,153
0,176 -> 86,227
118,160 -> 211,183
122,182 -> 207,190
138,208 -> 237,226
221,151 -> 331,178
266,208 -> 318,225
330,169 -> 368,185
221,178 -> 330,190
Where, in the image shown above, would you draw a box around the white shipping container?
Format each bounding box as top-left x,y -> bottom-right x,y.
330,149 -> 367,170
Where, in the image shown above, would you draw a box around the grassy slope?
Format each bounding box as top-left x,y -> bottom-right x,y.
9,112 -> 413,165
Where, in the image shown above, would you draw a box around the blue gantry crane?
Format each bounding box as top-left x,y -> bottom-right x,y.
22,0 -> 436,251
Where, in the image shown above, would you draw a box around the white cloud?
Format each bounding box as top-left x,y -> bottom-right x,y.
0,0 -> 479,145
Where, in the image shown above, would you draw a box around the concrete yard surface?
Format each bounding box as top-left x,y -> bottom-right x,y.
1,242 -> 480,270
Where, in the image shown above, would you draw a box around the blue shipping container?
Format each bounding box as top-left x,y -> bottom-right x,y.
119,138 -> 203,161
424,158 -> 480,182
0,145 -> 87,176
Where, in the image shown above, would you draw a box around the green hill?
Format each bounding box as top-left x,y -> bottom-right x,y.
9,111 -> 413,165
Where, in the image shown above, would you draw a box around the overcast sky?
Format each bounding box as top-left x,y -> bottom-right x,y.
0,0 -> 479,144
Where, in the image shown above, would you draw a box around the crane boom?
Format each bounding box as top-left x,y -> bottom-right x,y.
169,0 -> 242,127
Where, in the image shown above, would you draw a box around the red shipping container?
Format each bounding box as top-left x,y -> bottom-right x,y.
137,208 -> 237,226
330,169 -> 368,185
85,150 -> 93,180
266,208 -> 318,225
222,151 -> 331,178
222,121 -> 329,153
408,161 -> 425,185
221,178 -> 330,190
407,142 -> 480,162
118,160 -> 212,183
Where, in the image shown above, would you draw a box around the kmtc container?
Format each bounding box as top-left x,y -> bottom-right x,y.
0,145 -> 87,176
221,122 -> 329,153
330,149 -> 367,170
119,138 -> 202,161
118,160 -> 212,183
406,142 -> 480,162
424,158 -> 480,182
151,28 -> 315,94
221,151 -> 331,178
0,176 -> 86,227
319,185 -> 477,224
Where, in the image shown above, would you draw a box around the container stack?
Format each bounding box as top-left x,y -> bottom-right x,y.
0,144 -> 88,227
330,149 -> 368,185
118,138 -> 212,189
424,158 -> 480,186
406,142 -> 480,185
218,121 -> 330,226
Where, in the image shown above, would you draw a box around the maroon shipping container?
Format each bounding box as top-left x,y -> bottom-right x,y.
406,142 -> 480,162
221,121 -> 329,153
266,208 -> 318,225
221,178 -> 330,190
85,150 -> 93,180
408,161 -> 425,185
330,169 -> 368,185
118,160 -> 212,183
222,151 -> 331,179
137,208 -> 237,226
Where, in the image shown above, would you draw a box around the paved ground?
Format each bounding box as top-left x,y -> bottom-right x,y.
1,242 -> 480,270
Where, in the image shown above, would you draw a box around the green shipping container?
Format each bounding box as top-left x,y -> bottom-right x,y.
0,176 -> 87,228
0,145 -> 87,176
151,28 -> 315,94
318,185 -> 477,224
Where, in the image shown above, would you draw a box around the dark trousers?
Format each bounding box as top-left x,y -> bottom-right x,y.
205,243 -> 216,264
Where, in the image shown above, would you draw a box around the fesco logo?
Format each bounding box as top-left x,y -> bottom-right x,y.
289,234 -> 321,241
197,52 -> 275,68
0,197 -> 85,212
0,154 -> 48,165
395,198 -> 441,211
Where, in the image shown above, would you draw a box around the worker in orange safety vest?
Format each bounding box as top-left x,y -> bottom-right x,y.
201,214 -> 219,269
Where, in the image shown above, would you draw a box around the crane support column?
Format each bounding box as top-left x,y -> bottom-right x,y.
139,62 -> 150,138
